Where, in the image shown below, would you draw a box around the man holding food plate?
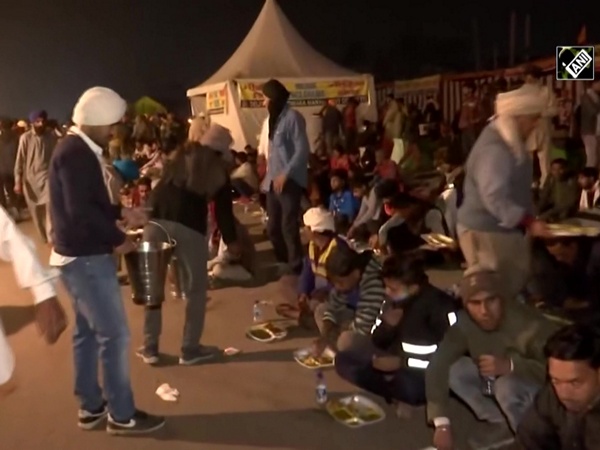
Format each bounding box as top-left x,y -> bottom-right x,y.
457,85 -> 553,300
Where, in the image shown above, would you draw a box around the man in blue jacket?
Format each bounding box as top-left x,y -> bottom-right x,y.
48,87 -> 164,435
261,79 -> 310,276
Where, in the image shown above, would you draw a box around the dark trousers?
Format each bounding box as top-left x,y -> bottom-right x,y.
335,348 -> 426,405
0,174 -> 17,209
231,179 -> 256,198
266,179 -> 304,274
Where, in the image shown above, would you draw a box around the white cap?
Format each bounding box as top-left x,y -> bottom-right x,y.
303,207 -> 335,233
72,87 -> 127,126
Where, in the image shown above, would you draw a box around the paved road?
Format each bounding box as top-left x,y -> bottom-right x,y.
0,210 -> 468,450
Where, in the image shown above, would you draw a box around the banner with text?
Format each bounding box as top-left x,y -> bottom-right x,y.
207,87 -> 228,115
238,80 -> 369,108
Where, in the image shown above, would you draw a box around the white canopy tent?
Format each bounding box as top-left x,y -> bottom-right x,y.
186,0 -> 377,151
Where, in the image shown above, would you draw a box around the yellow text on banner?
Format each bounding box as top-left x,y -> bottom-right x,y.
207,88 -> 228,115
238,80 -> 369,108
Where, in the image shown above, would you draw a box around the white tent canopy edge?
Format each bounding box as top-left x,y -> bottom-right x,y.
186,0 -> 376,151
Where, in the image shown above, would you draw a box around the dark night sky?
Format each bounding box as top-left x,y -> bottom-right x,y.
0,0 -> 596,119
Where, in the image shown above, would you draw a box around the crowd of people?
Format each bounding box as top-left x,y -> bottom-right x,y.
0,65 -> 600,449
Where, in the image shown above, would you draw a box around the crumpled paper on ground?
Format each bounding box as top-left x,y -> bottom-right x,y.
155,383 -> 180,402
224,347 -> 241,356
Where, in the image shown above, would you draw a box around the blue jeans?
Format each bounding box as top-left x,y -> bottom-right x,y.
60,254 -> 135,422
449,357 -> 540,432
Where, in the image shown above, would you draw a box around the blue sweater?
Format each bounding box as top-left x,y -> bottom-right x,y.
49,135 -> 125,256
329,190 -> 358,219
457,123 -> 533,233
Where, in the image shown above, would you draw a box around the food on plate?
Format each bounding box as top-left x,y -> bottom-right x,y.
359,408 -> 383,422
249,328 -> 272,340
423,233 -> 456,248
263,322 -> 285,334
328,402 -> 356,422
298,354 -> 334,367
547,224 -> 600,237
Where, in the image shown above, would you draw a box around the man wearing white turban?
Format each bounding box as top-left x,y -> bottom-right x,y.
523,65 -> 558,185
48,87 -> 164,435
456,84 -> 552,302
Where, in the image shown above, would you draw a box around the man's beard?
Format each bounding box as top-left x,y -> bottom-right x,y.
33,126 -> 46,135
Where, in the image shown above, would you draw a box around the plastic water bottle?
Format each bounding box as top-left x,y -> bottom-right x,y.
481,376 -> 496,397
315,369 -> 328,406
253,300 -> 262,324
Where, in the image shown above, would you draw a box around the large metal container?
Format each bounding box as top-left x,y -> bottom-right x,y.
124,222 -> 176,307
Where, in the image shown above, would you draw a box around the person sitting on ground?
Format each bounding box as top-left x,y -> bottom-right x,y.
328,169 -> 358,226
373,147 -> 399,182
140,140 -> 164,177
132,176 -> 152,208
426,271 -> 559,450
346,177 -> 384,240
312,240 -> 385,356
376,193 -> 429,256
577,166 -> 600,210
230,150 -> 259,199
359,146 -> 377,180
537,158 -> 579,222
398,139 -> 424,174
347,149 -> 362,173
370,177 -> 401,226
297,207 -> 338,326
329,144 -> 350,172
112,157 -> 140,186
516,323 -> 600,449
529,236 -> 600,321
335,256 -> 458,418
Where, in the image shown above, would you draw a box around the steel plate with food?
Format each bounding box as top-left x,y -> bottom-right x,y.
421,233 -> 457,250
246,322 -> 287,343
293,347 -> 335,369
547,224 -> 600,238
326,395 -> 386,428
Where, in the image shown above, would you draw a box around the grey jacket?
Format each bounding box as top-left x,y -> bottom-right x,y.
457,123 -> 533,233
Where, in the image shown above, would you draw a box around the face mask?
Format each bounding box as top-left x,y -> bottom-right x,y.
390,290 -> 410,302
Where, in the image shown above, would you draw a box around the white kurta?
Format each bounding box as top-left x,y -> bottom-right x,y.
13,129 -> 57,205
0,206 -> 58,385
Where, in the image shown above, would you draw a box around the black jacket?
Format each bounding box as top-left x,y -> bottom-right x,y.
517,384 -> 600,450
371,284 -> 459,370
